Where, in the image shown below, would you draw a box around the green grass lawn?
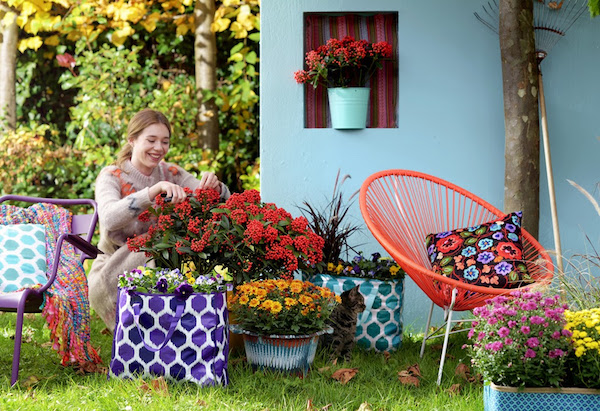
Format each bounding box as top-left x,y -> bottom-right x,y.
0,312 -> 482,411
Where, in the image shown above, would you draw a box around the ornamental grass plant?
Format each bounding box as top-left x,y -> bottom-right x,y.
294,36 -> 393,88
127,188 -> 324,285
228,279 -> 340,335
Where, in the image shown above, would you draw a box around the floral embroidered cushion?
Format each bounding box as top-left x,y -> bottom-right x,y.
425,212 -> 531,289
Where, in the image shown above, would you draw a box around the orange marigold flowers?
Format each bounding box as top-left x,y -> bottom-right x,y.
270,301 -> 283,314
229,279 -> 338,335
298,295 -> 313,306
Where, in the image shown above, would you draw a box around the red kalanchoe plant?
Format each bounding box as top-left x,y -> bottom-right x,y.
294,36 -> 393,89
127,188 -> 325,285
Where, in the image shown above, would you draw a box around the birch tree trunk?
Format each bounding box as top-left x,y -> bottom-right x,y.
194,0 -> 219,151
0,9 -> 18,132
499,0 -> 540,237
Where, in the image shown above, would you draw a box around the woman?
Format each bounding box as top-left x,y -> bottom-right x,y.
88,108 -> 230,331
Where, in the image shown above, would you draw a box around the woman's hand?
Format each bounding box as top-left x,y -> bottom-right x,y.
149,181 -> 188,204
198,172 -> 222,193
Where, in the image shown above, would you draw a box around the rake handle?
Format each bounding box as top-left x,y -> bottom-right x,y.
538,70 -> 564,278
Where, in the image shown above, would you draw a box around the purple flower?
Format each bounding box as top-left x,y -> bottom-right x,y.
549,349 -> 565,358
524,349 -> 536,358
521,325 -> 531,335
156,277 -> 168,293
175,283 -> 193,299
477,251 -> 495,264
508,320 -> 517,328
504,338 -> 513,345
488,341 -> 504,352
353,255 -> 364,263
487,317 -> 498,325
468,329 -> 475,338
530,316 -> 545,325
526,337 -> 540,348
478,332 -> 486,341
494,261 -> 512,276
562,329 -> 573,337
498,327 -> 510,337
551,331 -> 561,340
371,252 -> 381,261
492,232 -> 504,241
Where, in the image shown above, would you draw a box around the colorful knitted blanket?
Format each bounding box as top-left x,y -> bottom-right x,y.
0,202 -> 101,366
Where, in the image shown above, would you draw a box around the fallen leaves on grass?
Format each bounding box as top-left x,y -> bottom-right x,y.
100,328 -> 112,335
357,402 -> 372,411
305,398 -> 332,410
331,368 -> 359,384
74,361 -> 108,376
455,363 -> 480,383
22,375 -> 41,389
448,383 -> 462,396
382,352 -> 391,362
398,363 -> 421,387
139,377 -> 169,396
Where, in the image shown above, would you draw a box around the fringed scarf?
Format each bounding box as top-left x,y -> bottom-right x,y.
0,202 -> 101,366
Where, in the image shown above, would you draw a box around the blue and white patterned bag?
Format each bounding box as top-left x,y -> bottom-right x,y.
109,289 -> 229,386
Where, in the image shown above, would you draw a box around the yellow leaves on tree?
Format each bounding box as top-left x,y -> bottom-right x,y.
212,1 -> 260,38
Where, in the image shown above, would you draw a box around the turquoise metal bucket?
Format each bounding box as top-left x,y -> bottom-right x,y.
327,87 -> 370,129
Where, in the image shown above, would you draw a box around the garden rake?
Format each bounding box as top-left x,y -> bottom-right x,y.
474,0 -> 588,275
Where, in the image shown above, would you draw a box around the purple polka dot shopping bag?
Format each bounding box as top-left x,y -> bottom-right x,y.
109,289 -> 229,386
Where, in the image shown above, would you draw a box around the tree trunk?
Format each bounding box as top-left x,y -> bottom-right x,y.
0,9 -> 18,132
499,0 -> 540,237
194,0 -> 219,151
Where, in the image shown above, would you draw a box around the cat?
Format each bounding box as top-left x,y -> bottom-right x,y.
321,285 -> 366,362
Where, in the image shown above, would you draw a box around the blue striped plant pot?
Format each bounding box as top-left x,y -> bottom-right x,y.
484,383 -> 600,411
230,325 -> 332,376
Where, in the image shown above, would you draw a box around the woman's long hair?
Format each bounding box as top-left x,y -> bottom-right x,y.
115,109 -> 172,167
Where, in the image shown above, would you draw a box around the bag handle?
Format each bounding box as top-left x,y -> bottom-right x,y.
131,297 -> 185,352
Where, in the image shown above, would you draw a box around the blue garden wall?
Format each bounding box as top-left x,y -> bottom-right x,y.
260,0 -> 600,331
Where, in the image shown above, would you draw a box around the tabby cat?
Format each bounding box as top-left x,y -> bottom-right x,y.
321,285 -> 366,362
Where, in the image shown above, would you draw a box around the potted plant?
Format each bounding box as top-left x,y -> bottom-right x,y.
465,289 -> 600,410
228,278 -> 339,376
127,188 -> 325,286
294,36 -> 393,129
299,171 -> 406,352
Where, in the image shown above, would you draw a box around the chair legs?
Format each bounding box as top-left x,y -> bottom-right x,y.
419,288 -> 463,385
11,308 -> 25,386
420,301 -> 435,358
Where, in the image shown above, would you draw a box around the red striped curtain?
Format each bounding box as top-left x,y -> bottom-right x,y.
304,13 -> 398,128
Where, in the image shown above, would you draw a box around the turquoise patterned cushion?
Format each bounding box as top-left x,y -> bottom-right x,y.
0,224 -> 47,293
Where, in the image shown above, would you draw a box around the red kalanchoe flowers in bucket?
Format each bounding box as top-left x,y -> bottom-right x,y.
294,36 -> 393,89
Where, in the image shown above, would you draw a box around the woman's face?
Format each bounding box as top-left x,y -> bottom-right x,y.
129,123 -> 170,176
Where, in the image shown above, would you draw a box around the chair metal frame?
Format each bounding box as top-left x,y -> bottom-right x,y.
359,170 -> 554,385
0,195 -> 100,386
